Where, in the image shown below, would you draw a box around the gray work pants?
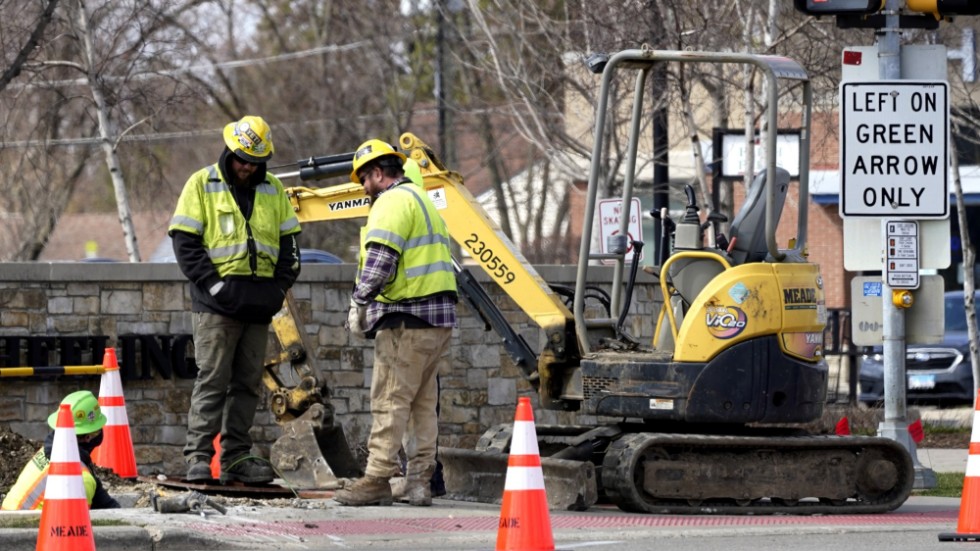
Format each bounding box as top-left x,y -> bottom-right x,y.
183,312 -> 268,466
365,325 -> 452,479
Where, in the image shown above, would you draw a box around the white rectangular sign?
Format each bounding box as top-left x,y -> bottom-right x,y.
598,198 -> 643,264
839,81 -> 949,218
884,220 -> 920,289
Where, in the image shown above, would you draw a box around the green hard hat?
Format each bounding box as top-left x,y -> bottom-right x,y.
47,390 -> 107,435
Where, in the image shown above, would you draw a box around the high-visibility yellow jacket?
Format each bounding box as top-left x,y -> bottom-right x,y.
1,448 -> 96,510
169,165 -> 300,279
359,181 -> 456,302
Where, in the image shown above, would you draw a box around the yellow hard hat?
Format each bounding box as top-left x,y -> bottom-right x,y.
350,139 -> 407,184
223,115 -> 275,163
47,390 -> 107,435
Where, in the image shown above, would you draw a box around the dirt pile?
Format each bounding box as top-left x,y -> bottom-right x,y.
0,424 -> 150,500
0,425 -> 39,492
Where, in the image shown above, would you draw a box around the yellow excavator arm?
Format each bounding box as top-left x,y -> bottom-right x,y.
280,133 -> 580,406
266,132 -> 584,489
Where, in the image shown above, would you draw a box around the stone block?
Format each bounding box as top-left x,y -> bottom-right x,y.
1,310 -> 30,328
440,403 -> 477,424
169,312 -> 194,334
462,343 -> 501,369
48,296 -> 72,314
155,425 -> 187,446
118,321 -> 169,335
73,296 -> 100,315
487,377 -> 516,406
466,369 -> 488,389
143,283 -> 185,312
0,398 -> 24,421
327,370 -> 368,389
53,316 -> 88,333
101,289 -> 142,315
129,401 -> 164,425
66,283 -> 99,296
137,446 -> 164,465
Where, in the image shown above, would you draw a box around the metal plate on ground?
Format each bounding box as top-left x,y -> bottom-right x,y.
140,476 -> 336,500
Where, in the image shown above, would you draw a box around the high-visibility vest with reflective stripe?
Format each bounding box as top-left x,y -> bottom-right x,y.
0,448 -> 96,510
359,182 -> 456,302
169,165 -> 301,278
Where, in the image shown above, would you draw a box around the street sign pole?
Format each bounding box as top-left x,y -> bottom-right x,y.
875,0 -> 936,490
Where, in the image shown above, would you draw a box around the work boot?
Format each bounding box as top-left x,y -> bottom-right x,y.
334,475 -> 393,506
220,457 -> 274,485
186,457 -> 213,482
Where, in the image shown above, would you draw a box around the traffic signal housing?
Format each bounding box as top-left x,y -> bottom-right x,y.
793,0 -> 883,15
906,0 -> 980,18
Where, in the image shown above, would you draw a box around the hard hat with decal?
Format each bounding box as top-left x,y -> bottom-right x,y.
350,139 -> 407,184
222,115 -> 275,163
47,390 -> 107,435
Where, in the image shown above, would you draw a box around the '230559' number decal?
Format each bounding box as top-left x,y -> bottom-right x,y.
463,233 -> 515,284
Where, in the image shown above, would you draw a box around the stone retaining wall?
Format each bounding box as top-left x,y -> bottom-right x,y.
0,262 -> 660,477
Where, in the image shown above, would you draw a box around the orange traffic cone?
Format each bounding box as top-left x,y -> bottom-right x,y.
495,397 -> 561,551
91,347 -> 138,478
36,404 -> 96,551
940,390 -> 980,542
210,435 -> 222,479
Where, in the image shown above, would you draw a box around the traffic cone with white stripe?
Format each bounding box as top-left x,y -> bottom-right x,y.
36,404 -> 96,551
495,397 -> 560,551
940,390 -> 980,542
91,347 -> 138,478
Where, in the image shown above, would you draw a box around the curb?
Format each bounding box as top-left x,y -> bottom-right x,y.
0,525 -> 242,551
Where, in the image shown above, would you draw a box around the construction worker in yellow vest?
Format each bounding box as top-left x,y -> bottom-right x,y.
335,139 -> 457,507
169,115 -> 301,485
2,390 -> 120,510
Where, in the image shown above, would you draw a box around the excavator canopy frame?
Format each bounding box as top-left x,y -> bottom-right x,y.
572,49 -> 813,355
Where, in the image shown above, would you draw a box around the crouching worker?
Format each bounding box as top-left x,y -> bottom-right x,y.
1,390 -> 120,510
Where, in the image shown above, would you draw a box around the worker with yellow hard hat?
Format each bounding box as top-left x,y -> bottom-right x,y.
2,390 -> 119,510
168,115 -> 301,485
335,139 -> 457,507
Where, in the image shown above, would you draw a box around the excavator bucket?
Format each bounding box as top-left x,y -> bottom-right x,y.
270,403 -> 362,489
440,447 -> 597,511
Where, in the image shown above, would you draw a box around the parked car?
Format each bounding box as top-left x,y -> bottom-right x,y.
299,248 -> 343,264
859,290 -> 979,406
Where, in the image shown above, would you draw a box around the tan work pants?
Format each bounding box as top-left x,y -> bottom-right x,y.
364,325 -> 451,479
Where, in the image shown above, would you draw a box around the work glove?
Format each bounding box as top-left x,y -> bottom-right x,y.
208,280 -> 226,297
346,298 -> 367,339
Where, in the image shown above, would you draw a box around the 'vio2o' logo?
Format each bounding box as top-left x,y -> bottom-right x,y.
705,305 -> 747,339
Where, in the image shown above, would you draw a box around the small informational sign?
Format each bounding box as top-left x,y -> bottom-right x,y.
884,220 -> 920,289
863,281 -> 882,297
598,198 -> 643,264
850,275 -> 943,346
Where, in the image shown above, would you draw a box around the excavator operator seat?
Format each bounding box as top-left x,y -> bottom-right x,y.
728,167 -> 790,265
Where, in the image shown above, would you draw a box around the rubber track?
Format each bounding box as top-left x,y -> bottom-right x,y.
601,433 -> 915,515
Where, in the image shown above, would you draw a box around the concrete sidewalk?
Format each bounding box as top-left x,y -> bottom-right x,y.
2,444 -> 968,549
917,448 -> 968,473
0,494 -> 962,551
